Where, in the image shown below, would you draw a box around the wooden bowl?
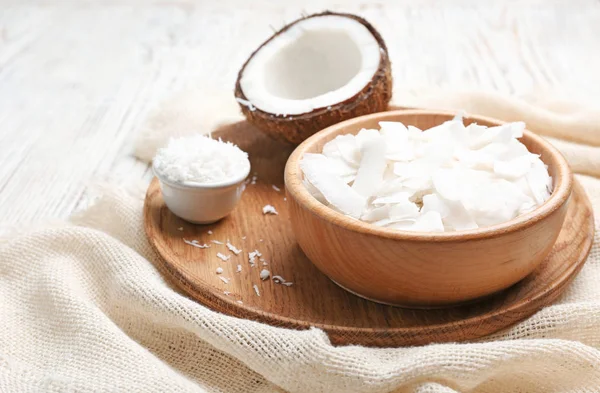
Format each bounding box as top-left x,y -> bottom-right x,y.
284,110 -> 573,307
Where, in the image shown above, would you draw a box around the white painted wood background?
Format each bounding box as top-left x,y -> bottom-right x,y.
1,0 -> 599,226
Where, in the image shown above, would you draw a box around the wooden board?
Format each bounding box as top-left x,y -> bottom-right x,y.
144,120 -> 595,347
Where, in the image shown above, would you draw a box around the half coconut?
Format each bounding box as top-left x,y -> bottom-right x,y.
235,12 -> 393,145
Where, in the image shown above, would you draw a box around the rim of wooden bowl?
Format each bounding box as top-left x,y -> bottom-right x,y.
284,109 -> 573,242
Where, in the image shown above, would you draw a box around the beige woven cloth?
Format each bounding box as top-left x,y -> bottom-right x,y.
2,92 -> 600,393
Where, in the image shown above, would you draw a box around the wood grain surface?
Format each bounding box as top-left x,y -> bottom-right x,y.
144,120 -> 594,347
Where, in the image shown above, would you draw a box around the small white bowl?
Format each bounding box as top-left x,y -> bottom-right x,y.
153,164 -> 250,224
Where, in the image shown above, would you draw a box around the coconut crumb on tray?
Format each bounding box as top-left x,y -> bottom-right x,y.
219,276 -> 230,284
183,239 -> 210,249
262,205 -> 278,215
253,284 -> 260,297
272,275 -> 293,286
211,240 -> 224,245
216,267 -> 224,274
272,185 -> 281,192
216,253 -> 230,262
226,242 -> 242,255
259,269 -> 270,280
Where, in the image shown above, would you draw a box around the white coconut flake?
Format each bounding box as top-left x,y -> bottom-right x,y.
260,269 -> 270,280
183,239 -> 210,249
236,264 -> 242,273
301,155 -> 366,218
253,284 -> 260,297
226,242 -> 242,255
272,185 -> 281,192
216,253 -> 230,261
223,291 -> 231,296
262,205 -> 278,215
216,267 -> 224,274
177,227 -> 183,231
352,136 -> 387,197
300,118 -> 552,232
208,230 -> 213,235
219,276 -> 230,284
211,240 -> 224,245
282,282 -> 293,287
236,300 -> 243,304
248,250 -> 262,266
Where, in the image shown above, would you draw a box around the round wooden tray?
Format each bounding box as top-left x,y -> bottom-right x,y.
144,120 -> 594,347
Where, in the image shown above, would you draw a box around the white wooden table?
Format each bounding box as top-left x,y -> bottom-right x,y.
1,0 -> 599,226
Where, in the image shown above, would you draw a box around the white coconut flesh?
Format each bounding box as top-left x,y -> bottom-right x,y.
239,15 -> 382,116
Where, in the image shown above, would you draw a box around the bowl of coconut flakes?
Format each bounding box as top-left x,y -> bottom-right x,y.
284,110 -> 572,307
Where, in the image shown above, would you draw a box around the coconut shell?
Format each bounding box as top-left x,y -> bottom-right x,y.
234,11 -> 393,145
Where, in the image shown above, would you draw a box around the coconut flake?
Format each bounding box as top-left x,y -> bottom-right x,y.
253,284 -> 260,297
211,240 -> 224,245
272,185 -> 281,192
236,264 -> 242,273
216,267 -> 224,274
262,205 -> 278,215
259,269 -> 270,280
216,253 -> 230,261
183,239 -> 210,249
177,227 -> 183,231
352,136 -> 387,197
301,155 -> 366,218
226,242 -> 242,255
219,276 -> 230,284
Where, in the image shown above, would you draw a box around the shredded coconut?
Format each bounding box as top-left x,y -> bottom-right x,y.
216,267 -> 224,274
253,284 -> 260,297
211,240 -> 224,245
262,204 -> 278,215
153,135 -> 250,185
207,230 -> 213,235
219,276 -> 230,284
236,300 -> 243,304
272,275 -> 293,286
226,242 -> 242,255
248,250 -> 262,266
223,291 -> 231,296
183,239 -> 210,249
259,269 -> 270,280
272,185 -> 281,192
236,264 -> 242,273
216,253 -> 230,261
